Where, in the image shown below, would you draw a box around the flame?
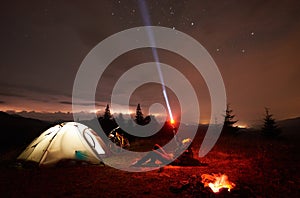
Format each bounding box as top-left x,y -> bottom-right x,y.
201,173 -> 235,193
170,119 -> 175,124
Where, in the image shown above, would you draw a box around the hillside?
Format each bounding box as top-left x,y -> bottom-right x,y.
278,116 -> 300,129
277,117 -> 300,140
0,111 -> 51,152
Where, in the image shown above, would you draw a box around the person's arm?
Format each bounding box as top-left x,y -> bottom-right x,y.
153,144 -> 169,155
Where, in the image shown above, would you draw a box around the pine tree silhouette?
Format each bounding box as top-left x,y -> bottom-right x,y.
135,103 -> 145,125
99,104 -> 118,135
224,104 -> 238,127
103,104 -> 112,120
223,104 -> 239,135
262,108 -> 281,137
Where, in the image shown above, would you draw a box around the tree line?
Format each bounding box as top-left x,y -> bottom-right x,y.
99,103 -> 281,138
223,104 -> 281,137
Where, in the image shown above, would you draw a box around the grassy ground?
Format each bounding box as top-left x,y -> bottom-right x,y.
0,129 -> 299,197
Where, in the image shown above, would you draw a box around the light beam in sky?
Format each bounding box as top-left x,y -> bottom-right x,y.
138,0 -> 174,122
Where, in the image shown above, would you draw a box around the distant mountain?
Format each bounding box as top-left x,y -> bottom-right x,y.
5,110 -> 74,122
278,116 -> 300,127
278,117 -> 300,137
0,111 -> 52,152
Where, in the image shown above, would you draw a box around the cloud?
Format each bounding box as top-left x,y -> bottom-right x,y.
0,100 -> 5,104
59,101 -> 72,105
0,92 -> 26,98
59,101 -> 103,107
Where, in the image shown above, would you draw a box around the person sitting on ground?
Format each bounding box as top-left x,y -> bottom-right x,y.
131,138 -> 194,167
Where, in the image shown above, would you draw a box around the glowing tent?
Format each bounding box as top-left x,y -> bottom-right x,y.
17,122 -> 109,166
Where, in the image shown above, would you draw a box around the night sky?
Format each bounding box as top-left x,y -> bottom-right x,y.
0,0 -> 299,126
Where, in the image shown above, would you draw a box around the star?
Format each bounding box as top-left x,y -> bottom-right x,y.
130,9 -> 136,16
191,22 -> 194,26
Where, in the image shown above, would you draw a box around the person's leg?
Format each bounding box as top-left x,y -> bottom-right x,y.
153,144 -> 169,156
132,152 -> 153,166
132,150 -> 172,166
152,150 -> 172,164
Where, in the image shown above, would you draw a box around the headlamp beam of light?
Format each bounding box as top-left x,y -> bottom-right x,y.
138,0 -> 174,123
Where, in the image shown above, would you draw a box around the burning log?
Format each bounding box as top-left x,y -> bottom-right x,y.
168,173 -> 255,197
201,173 -> 236,193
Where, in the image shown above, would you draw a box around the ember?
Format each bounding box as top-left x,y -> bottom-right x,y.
201,173 -> 235,193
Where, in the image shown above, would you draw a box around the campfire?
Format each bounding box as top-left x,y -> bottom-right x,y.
168,172 -> 241,196
201,173 -> 235,193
